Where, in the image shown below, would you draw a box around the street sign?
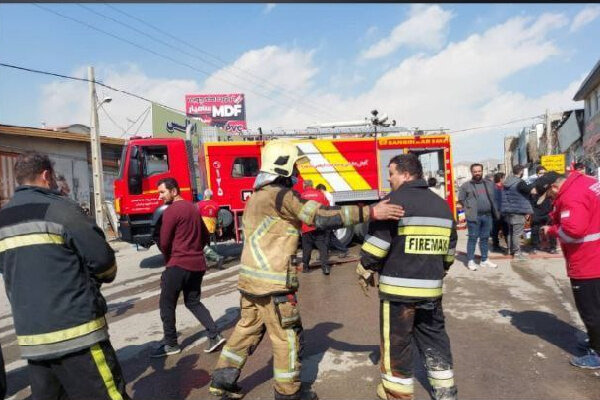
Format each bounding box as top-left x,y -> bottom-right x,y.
541,154 -> 566,174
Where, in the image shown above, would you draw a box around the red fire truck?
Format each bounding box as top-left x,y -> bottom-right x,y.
114,133 -> 456,247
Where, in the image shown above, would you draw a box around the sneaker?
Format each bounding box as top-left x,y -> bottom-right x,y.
150,343 -> 181,358
300,390 -> 319,400
548,248 -> 558,254
577,335 -> 590,351
209,383 -> 245,399
302,267 -> 310,273
570,350 -> 600,369
514,252 -> 528,260
216,257 -> 226,270
322,266 -> 331,275
204,334 -> 227,353
480,260 -> 498,269
467,260 -> 478,271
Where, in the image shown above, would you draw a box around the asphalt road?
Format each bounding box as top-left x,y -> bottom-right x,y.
1,233 -> 599,399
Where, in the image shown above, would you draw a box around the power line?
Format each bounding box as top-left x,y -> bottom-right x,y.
121,106 -> 151,138
0,62 -> 186,115
447,115 -> 545,134
34,4 -> 329,121
98,4 -> 334,119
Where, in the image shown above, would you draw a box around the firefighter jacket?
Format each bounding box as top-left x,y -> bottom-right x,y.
359,179 -> 457,302
0,186 -> 116,360
238,183 -> 370,297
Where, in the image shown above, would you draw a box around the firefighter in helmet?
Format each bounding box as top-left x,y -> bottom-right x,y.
210,141 -> 404,400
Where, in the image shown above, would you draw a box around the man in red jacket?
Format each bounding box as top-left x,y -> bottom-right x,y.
540,171 -> 600,369
301,180 -> 332,275
151,177 -> 226,358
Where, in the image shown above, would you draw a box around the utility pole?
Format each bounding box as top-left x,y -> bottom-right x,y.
89,66 -> 106,231
545,109 -> 552,155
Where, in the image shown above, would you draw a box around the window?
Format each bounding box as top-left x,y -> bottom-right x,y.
143,146 -> 169,176
232,157 -> 259,178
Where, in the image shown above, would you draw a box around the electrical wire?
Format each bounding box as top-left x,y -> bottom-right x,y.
448,115 -> 545,134
33,4 -> 330,121
121,106 -> 151,138
97,4 -> 334,119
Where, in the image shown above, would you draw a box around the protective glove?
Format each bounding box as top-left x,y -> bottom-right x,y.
356,263 -> 375,297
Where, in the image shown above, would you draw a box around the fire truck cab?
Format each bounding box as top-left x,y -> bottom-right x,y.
114,133 -> 456,247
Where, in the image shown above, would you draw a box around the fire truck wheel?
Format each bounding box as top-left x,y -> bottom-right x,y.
353,223 -> 368,243
334,227 -> 354,247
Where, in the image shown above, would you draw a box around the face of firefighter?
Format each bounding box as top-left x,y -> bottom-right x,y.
157,183 -> 179,205
388,163 -> 412,191
470,165 -> 483,182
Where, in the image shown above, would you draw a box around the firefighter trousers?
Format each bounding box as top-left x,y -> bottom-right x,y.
27,340 -> 130,400
212,293 -> 303,399
378,299 -> 456,400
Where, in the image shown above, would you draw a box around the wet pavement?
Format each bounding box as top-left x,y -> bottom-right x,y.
1,232 -> 599,399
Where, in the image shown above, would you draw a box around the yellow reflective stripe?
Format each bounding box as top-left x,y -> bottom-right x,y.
382,378 -> 414,394
398,226 -> 451,236
274,368 -> 300,382
220,347 -> 246,367
286,329 -> 297,379
443,255 -> 455,263
90,344 -> 124,400
404,236 -> 449,255
286,227 -> 300,237
379,283 -> 443,298
361,242 -> 388,258
96,264 -> 117,280
382,301 -> 391,374
428,377 -> 455,388
298,201 -> 320,224
249,216 -> 279,271
239,265 -> 287,284
312,141 -> 371,190
17,317 -> 106,346
0,233 -> 64,252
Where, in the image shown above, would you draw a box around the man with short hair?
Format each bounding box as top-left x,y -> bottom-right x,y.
501,165 -> 534,259
358,154 -> 458,400
301,180 -> 331,275
152,177 -> 226,357
458,163 -> 499,271
198,188 -> 225,269
539,171 -> 600,369
529,167 -> 557,254
573,162 -> 586,174
491,172 -> 509,252
0,151 -> 130,399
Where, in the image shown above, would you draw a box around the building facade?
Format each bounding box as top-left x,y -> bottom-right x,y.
574,58 -> 600,174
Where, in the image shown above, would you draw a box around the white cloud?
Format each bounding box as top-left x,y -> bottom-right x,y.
40,64 -> 200,136
263,3 -> 276,15
570,5 -> 600,32
361,4 -> 454,60
40,11 -> 580,162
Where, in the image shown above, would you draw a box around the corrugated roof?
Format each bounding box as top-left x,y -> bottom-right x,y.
0,124 -> 125,146
574,58 -> 600,101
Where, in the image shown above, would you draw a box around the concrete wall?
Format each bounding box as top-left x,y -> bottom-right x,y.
0,133 -> 91,205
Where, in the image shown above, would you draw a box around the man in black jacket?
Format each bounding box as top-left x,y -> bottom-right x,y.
0,152 -> 130,400
357,154 -> 457,400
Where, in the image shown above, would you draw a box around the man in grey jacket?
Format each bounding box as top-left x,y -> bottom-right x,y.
458,163 -> 500,271
501,164 -> 534,260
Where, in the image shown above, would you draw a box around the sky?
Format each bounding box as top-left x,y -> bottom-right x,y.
0,3 -> 599,162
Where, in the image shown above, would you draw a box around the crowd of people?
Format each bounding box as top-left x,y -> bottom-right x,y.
0,148 -> 598,400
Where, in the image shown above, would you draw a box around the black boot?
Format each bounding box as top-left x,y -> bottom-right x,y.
322,266 -> 330,275
210,368 -> 244,399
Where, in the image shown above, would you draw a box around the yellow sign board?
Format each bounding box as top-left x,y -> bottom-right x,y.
541,154 -> 566,174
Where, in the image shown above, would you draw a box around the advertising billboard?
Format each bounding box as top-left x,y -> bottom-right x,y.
185,93 -> 247,133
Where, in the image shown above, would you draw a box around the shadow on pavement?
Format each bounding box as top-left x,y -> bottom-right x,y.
140,254 -> 165,269
131,353 -> 210,400
213,242 -> 243,261
238,322 -> 380,395
499,309 -> 584,356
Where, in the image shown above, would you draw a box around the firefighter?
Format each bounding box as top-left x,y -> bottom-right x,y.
209,141 -> 404,400
357,154 -> 458,400
198,188 -> 226,269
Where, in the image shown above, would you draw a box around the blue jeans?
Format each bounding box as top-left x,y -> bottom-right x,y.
467,214 -> 493,262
